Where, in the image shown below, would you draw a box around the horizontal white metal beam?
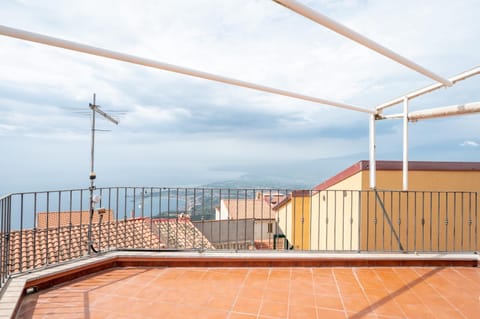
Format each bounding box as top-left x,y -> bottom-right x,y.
273,0 -> 452,87
376,66 -> 480,111
0,24 -> 373,114
379,101 -> 480,121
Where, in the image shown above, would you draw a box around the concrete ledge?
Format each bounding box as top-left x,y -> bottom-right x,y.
1,250 -> 478,318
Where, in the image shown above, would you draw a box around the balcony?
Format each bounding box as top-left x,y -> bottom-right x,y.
1,187 -> 479,318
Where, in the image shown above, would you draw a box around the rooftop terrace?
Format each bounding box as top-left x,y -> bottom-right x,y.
2,251 -> 480,319
1,186 -> 479,318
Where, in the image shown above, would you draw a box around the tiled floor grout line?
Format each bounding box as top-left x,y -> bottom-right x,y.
86,267 -> 157,312
410,267 -> 469,319
79,269 -> 129,318
391,268 -> 439,319
225,268 -> 250,319
435,269 -> 467,318
376,267 -> 416,318
309,268 -> 319,319
257,267 -> 272,319
372,268 -> 408,319
129,267 -> 167,302
351,268 -> 375,317
331,268 -> 348,319
286,268 -> 292,319
451,268 -> 480,290
106,268 -> 183,316
285,268 -> 295,318
449,267 -> 480,313
256,267 -> 284,319
256,268 -> 272,319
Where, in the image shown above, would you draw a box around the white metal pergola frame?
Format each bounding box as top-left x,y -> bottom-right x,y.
1,0 -> 479,191
373,66 -> 480,190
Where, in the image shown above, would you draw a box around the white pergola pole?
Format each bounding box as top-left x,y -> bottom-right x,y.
369,114 -> 376,189
402,97 -> 409,191
273,0 -> 452,87
0,24 -> 373,114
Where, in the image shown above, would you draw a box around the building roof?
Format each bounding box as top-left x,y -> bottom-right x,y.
37,209 -> 115,229
7,216 -> 213,273
272,190 -> 311,210
313,160 -> 480,191
221,198 -> 277,220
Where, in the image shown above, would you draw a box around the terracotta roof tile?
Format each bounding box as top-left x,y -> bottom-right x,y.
5,216 -> 213,273
37,210 -> 114,229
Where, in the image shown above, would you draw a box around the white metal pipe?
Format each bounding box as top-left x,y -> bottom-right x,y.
369,114 -> 376,189
377,113 -> 404,120
402,97 -> 409,191
0,24 -> 373,114
273,0 -> 452,87
376,66 -> 480,111
378,101 -> 480,121
408,101 -> 480,122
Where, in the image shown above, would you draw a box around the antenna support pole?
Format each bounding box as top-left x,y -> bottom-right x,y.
87,93 -> 118,254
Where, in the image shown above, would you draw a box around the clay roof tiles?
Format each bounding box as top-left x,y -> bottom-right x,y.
6,213 -> 213,274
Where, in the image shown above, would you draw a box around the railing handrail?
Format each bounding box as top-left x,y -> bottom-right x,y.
0,193 -> 12,201
6,187 -> 479,199
5,186 -> 294,197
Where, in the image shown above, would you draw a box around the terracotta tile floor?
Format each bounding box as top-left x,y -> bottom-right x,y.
16,266 -> 480,319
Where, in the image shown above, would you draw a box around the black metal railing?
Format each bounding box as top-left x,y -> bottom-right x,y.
0,187 -> 478,291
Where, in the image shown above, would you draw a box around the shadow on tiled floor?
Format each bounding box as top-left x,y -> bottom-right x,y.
16,266 -> 480,318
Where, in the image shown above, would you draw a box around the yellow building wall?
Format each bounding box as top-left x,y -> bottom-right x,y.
283,168 -> 480,252
327,172 -> 363,190
361,170 -> 480,191
275,195 -> 311,250
310,192 -> 321,250
311,169 -> 480,252
358,170 -> 480,251
359,190 -> 478,251
276,202 -> 292,247
310,190 -> 360,251
292,196 -> 311,250
308,173 -> 363,251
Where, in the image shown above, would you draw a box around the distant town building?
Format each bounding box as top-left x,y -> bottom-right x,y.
206,192 -> 286,249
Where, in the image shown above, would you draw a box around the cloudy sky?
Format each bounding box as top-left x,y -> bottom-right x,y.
0,0 -> 479,194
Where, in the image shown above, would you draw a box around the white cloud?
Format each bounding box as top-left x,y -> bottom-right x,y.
0,0 -> 479,192
0,124 -> 17,136
460,140 -> 479,147
125,105 -> 191,125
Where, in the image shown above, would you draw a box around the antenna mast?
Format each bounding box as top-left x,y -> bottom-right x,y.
88,93 -> 119,254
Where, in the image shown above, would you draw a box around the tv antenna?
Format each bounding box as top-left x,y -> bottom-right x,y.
87,93 -> 119,254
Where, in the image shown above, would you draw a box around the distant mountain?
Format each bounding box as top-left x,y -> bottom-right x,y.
200,174 -> 310,190
203,155 -> 364,191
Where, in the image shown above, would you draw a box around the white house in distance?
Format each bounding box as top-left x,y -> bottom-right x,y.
215,192 -> 284,220
204,191 -> 286,249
